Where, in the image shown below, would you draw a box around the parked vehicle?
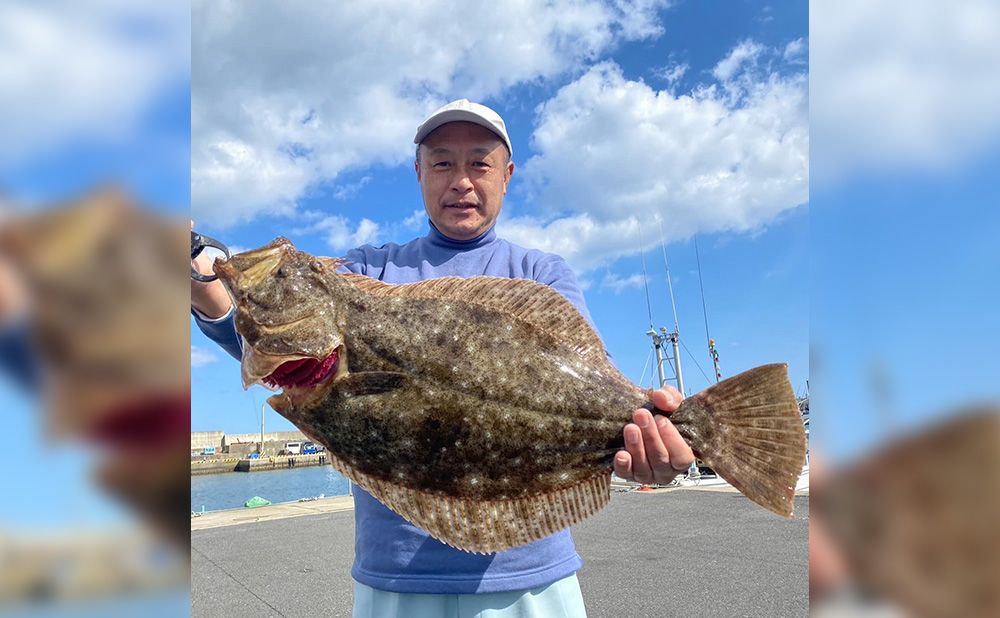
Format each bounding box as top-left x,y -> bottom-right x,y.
202,446 -> 216,456
285,441 -> 302,455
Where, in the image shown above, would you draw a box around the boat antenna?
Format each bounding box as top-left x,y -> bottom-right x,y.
657,219 -> 680,336
637,222 -> 654,330
693,236 -> 720,382
637,347 -> 654,390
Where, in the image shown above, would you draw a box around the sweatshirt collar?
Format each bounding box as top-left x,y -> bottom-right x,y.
426,222 -> 497,250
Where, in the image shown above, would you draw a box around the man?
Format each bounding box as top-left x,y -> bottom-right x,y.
0,254 -> 37,389
192,99 -> 695,616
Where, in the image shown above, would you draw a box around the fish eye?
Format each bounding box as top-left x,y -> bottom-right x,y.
276,266 -> 288,278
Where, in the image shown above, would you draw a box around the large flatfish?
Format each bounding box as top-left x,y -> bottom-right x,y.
1,187 -> 191,548
814,410 -> 1000,618
215,237 -> 806,553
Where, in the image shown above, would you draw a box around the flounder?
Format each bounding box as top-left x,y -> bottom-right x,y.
215,238 -> 807,553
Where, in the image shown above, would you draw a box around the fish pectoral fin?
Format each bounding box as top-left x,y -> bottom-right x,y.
335,371 -> 411,397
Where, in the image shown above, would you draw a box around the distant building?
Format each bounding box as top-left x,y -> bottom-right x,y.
190,430 -> 308,457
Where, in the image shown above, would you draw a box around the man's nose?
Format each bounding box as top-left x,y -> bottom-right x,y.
448,167 -> 474,192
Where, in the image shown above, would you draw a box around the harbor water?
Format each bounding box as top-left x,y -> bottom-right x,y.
191,465 -> 351,512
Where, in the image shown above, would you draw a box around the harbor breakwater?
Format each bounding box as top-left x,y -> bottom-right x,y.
191,453 -> 329,475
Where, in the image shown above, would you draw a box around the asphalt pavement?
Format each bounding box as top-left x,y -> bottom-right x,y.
191,487 -> 808,617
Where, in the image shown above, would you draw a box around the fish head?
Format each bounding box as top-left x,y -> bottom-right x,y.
213,237 -> 348,394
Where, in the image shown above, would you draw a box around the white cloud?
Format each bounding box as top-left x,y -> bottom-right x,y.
401,209 -> 427,231
191,346 -> 218,368
191,0 -> 670,228
783,37 -> 807,62
601,272 -> 648,293
306,215 -> 381,252
510,45 -> 807,273
500,214 -> 643,272
0,3 -> 188,166
812,0 -> 1000,181
654,62 -> 689,87
612,0 -> 674,39
333,175 -> 372,201
712,40 -> 764,82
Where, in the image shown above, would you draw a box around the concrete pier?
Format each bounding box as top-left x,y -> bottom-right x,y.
190,453 -> 330,475
233,453 -> 329,472
189,457 -> 240,475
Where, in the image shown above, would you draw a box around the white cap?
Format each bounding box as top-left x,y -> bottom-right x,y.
414,99 -> 512,158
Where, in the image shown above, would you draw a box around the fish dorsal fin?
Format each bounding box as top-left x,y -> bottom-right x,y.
320,440 -> 611,553
341,274 -> 609,367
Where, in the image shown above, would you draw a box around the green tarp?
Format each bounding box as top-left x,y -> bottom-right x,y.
244,496 -> 272,508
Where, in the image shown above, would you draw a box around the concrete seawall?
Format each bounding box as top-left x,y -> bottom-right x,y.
234,453 -> 329,471
191,453 -> 330,476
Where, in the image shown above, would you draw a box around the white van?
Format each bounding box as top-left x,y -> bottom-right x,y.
285,441 -> 302,455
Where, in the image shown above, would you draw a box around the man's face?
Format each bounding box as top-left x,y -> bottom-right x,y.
416,122 -> 514,241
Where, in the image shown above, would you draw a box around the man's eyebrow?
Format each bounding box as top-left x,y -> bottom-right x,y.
427,146 -> 496,155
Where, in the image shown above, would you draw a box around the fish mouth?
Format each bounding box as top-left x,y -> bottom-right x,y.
240,330 -> 344,388
241,341 -> 345,391
84,394 -> 190,452
260,345 -> 347,416
263,349 -> 341,390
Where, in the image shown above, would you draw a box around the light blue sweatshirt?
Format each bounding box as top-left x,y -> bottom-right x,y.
194,223 -> 599,594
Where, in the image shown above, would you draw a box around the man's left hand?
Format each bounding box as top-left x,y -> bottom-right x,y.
613,386 -> 695,485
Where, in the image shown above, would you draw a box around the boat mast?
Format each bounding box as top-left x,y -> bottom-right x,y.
636,221 -> 686,395
655,220 -> 684,395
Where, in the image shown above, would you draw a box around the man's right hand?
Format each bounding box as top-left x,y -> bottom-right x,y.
191,222 -> 233,319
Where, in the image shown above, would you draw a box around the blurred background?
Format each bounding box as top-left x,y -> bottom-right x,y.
810,0 -> 999,616
0,1 -> 189,615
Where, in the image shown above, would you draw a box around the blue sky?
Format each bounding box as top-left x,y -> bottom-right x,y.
0,3 -> 188,530
191,0 -> 809,434
809,0 -> 1000,463
812,151 -> 1000,461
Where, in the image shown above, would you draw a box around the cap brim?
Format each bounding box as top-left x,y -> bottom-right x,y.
414,110 -> 512,155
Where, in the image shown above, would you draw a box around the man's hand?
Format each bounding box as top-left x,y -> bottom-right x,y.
190,221 -> 233,319
0,254 -> 28,324
613,386 -> 695,485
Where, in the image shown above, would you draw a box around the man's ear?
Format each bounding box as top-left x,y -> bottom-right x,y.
414,159 -> 421,182
504,161 -> 515,194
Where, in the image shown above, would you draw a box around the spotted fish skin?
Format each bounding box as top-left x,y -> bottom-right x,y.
276,274 -> 644,501
215,237 -> 807,552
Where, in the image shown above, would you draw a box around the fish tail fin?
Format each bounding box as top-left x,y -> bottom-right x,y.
668,364 -> 806,517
